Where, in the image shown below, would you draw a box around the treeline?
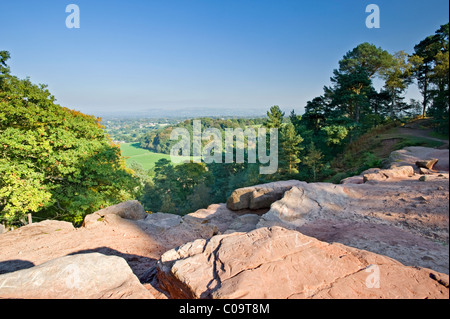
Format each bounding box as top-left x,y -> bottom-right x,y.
139,117 -> 266,154
102,117 -> 182,143
287,22 -> 449,181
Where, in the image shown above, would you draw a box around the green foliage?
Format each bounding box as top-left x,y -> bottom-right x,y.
338,42 -> 394,79
139,117 -> 265,155
411,22 -> 449,121
0,52 -> 139,226
321,125 -> 349,146
324,172 -> 350,185
279,122 -> 303,176
141,159 -> 213,215
356,152 -> 383,174
264,105 -> 285,129
302,143 -> 324,182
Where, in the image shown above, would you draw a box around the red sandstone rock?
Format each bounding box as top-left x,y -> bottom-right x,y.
156,227 -> 449,299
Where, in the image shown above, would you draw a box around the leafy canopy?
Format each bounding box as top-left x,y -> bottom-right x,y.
0,51 -> 140,226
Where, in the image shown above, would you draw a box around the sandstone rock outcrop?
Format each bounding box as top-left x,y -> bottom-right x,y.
0,253 -> 154,299
340,175 -> 364,184
156,227 -> 449,299
1,146 -> 448,299
362,165 -> 415,182
254,174 -> 449,274
83,200 -> 147,227
257,183 -> 355,229
416,159 -> 439,170
389,146 -> 448,171
226,180 -> 304,211
136,210 -> 220,250
5,220 -> 75,237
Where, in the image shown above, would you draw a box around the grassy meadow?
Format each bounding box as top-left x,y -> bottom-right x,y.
120,143 -> 173,171
120,143 -> 196,171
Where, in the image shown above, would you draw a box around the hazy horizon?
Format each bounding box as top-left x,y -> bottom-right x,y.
1,0 -> 449,119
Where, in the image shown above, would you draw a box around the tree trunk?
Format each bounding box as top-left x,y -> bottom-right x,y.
355,104 -> 360,123
422,93 -> 428,118
421,70 -> 429,118
390,92 -> 396,118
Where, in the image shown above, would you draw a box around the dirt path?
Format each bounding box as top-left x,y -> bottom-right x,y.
397,119 -> 449,149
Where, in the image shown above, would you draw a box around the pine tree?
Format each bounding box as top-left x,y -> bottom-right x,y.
302,142 -> 324,182
279,123 -> 303,176
265,105 -> 285,129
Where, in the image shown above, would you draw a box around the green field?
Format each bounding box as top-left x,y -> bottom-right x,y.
120,143 -> 194,171
120,143 -> 172,170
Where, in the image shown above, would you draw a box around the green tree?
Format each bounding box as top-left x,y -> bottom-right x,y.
0,52 -> 139,226
411,23 -> 449,117
428,49 -> 449,133
0,51 -> 11,79
279,122 -> 303,176
331,43 -> 393,123
380,51 -> 413,118
264,105 -> 285,129
302,142 -> 324,182
142,159 -> 212,215
328,66 -> 375,123
338,42 -> 393,79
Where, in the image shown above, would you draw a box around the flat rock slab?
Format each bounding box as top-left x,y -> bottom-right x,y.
83,200 -> 147,227
156,227 -> 449,299
390,147 -> 449,171
363,166 -> 415,182
256,176 -> 449,274
0,253 -> 154,299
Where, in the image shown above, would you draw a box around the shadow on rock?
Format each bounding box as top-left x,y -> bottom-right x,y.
0,259 -> 35,275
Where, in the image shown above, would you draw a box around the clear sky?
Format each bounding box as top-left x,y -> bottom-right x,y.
1,0 -> 449,117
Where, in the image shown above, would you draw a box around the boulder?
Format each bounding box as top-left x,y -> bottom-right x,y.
226,180 -> 304,211
7,220 -> 75,236
0,253 -> 154,299
83,200 -> 147,227
389,147 -> 449,171
419,167 -> 433,175
156,227 -> 449,299
416,159 -> 439,170
340,168 -> 384,184
363,166 -> 415,182
0,224 -> 6,234
257,183 -> 354,229
340,176 -> 364,184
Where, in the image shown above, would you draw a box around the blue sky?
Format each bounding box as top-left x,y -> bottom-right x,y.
1,0 -> 449,117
